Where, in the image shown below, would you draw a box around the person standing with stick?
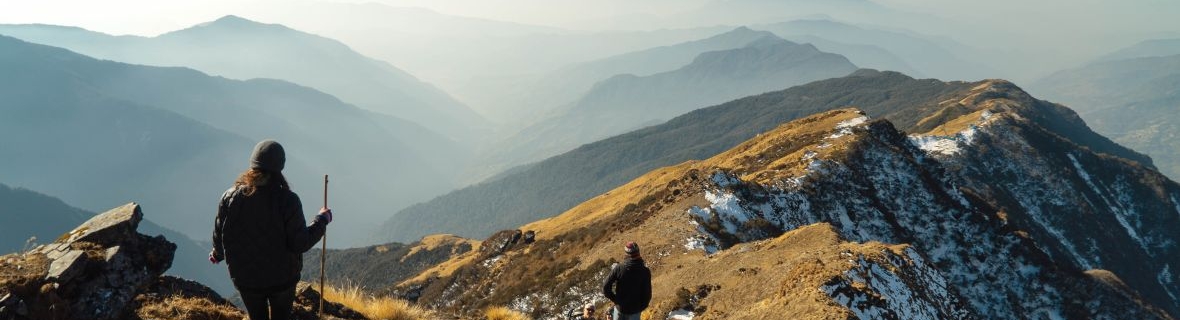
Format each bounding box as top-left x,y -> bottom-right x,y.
209,140 -> 333,320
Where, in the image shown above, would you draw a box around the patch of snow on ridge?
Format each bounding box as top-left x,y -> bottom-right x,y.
1172,194 -> 1180,222
821,253 -> 949,320
685,209 -> 722,254
667,309 -> 695,320
910,136 -> 961,155
711,171 -> 740,188
909,126 -> 979,156
704,190 -> 753,235
827,115 -> 870,139
1161,264 -> 1179,303
1067,154 -> 1148,253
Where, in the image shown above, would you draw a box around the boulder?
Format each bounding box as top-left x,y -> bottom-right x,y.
63,203 -> 143,246
0,203 -> 176,320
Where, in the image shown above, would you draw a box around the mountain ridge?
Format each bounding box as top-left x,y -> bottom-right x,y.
390,94 -> 1178,318
378,70 -> 1152,245
486,34 -> 858,171
0,16 -> 487,143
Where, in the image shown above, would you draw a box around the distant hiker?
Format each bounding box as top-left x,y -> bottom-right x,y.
602,241 -> 652,320
511,229 -> 523,244
523,230 -> 536,244
209,140 -> 332,320
574,303 -> 599,320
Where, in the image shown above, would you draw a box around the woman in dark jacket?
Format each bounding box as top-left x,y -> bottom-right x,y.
209,140 -> 332,320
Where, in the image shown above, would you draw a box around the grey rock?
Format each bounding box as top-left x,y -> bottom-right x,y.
45,250 -> 87,282
65,203 -> 142,246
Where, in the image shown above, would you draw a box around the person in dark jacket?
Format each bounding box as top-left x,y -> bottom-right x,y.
602,241 -> 651,320
209,140 -> 332,320
573,303 -> 599,320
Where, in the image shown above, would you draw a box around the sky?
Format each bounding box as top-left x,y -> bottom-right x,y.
1,0 -> 1177,82
4,0 -> 1178,38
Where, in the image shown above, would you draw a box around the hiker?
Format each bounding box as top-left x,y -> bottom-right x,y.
573,303 -> 599,320
209,140 -> 332,320
602,241 -> 652,320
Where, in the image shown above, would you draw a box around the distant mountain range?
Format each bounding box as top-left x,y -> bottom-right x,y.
1030,53 -> 1180,180
388,77 -> 1179,318
1097,38 -> 1180,61
755,19 -> 992,81
0,182 -> 234,295
0,35 -> 460,247
0,15 -> 487,143
378,70 -> 1152,245
485,33 -> 858,171
484,26 -> 779,125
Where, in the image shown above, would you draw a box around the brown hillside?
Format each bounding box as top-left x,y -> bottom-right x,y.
394,81 -> 1178,319
394,109 -> 973,319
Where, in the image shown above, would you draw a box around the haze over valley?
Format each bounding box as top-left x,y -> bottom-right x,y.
2,1 -> 1179,318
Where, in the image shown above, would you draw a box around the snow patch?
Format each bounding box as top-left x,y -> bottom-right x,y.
802,150 -> 818,161
821,254 -> 952,320
685,215 -> 720,254
667,309 -> 695,320
704,190 -> 755,235
1160,264 -> 1179,303
1067,154 -> 1148,253
1172,194 -> 1180,222
711,171 -> 739,188
827,115 -> 869,139
908,126 -> 978,156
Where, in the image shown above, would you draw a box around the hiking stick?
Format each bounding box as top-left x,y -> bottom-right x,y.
319,174 -> 328,318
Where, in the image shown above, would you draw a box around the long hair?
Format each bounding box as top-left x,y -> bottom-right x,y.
234,168 -> 290,196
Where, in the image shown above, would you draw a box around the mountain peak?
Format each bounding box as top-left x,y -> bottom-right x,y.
183,15 -> 289,34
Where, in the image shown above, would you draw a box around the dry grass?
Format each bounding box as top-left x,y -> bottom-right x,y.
322,283 -> 437,320
484,306 -> 532,320
395,108 -> 918,318
403,234 -> 480,262
135,295 -> 245,320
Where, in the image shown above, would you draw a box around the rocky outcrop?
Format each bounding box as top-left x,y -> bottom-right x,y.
0,202 -> 380,320
0,203 -> 175,320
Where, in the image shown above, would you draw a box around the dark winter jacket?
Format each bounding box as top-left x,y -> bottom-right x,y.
602,257 -> 652,315
212,184 -> 327,291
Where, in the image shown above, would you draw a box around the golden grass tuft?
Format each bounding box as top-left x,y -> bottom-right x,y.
321,283 -> 437,320
135,295 -> 245,320
484,306 -> 532,320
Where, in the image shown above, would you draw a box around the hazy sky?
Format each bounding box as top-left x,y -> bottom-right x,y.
4,0 -> 1177,38
2,0 -> 1177,83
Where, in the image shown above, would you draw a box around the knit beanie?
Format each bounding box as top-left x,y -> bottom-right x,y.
250,140 -> 285,172
624,241 -> 640,257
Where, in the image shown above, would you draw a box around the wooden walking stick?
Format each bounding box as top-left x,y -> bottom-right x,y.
319,174 -> 328,318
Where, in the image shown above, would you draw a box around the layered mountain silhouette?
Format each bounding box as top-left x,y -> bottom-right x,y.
486,26 -> 780,125
0,183 -> 234,295
756,19 -> 991,81
1097,38 -> 1180,62
0,35 -> 457,248
0,15 -> 487,143
1031,54 -> 1180,180
386,79 -> 1180,319
486,34 -> 857,171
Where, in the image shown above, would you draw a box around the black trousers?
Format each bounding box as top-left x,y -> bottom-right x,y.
238,285 -> 297,320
